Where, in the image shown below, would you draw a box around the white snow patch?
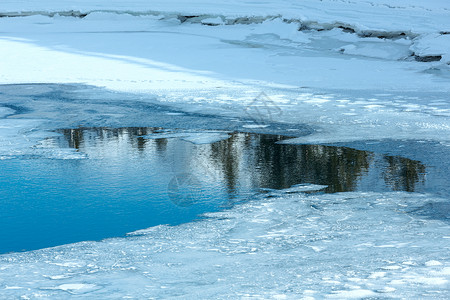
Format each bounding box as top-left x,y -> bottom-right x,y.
327,289 -> 377,298
201,17 -> 224,26
411,276 -> 448,285
411,33 -> 450,64
368,272 -> 386,279
425,260 -> 443,267
377,286 -> 396,293
338,41 -> 411,60
45,283 -> 99,294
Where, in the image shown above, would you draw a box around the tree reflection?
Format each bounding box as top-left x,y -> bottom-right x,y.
58,127 -> 427,195
208,133 -> 373,193
383,156 -> 426,192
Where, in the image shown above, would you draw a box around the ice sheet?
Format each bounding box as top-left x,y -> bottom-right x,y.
0,191 -> 448,298
0,5 -> 449,145
0,117 -> 86,159
1,13 -> 449,92
0,107 -> 13,118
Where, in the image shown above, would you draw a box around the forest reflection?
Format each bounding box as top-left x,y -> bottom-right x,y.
58,127 -> 426,194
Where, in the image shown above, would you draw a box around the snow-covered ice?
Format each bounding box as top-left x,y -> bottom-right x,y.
0,191 -> 449,298
1,0 -> 448,143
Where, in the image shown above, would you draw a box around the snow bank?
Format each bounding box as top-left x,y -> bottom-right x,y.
1,7 -> 449,147
1,1 -> 449,95
0,0 -> 449,33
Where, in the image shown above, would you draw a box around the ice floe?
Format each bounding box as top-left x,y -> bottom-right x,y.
143,130 -> 231,145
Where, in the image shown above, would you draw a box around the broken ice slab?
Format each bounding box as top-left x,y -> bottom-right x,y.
281,183 -> 328,193
260,183 -> 328,196
142,130 -> 231,144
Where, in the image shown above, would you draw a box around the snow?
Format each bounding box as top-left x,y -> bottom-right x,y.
411,33 -> 450,62
0,1 -> 449,32
201,17 -> 224,26
46,283 -> 100,294
0,191 -> 449,298
0,1 -> 449,144
327,289 -> 377,298
337,40 -> 411,60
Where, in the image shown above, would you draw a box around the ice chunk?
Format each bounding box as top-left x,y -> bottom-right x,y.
143,130 -> 230,144
426,260 -> 443,267
260,183 -> 328,196
411,33 -> 450,64
337,41 -> 411,60
327,289 -> 377,298
201,17 -> 224,26
280,183 -> 328,193
45,283 -> 99,294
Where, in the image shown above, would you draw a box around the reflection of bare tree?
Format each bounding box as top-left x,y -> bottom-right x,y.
296,144 -> 373,192
58,127 -> 427,195
209,134 -> 242,197
209,133 -> 373,193
60,128 -> 84,150
59,127 -> 164,152
383,156 -> 426,192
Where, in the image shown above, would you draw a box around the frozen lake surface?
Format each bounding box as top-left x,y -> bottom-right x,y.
1,126 -> 442,254
0,83 -> 449,298
1,0 -> 450,296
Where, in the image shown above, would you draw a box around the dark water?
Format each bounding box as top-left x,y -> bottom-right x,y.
0,127 -> 430,254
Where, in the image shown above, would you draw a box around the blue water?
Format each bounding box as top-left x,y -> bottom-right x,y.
0,159 -> 224,254
0,127 -> 435,254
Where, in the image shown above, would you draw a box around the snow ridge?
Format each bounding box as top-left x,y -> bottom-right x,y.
0,10 -> 425,40
1,9 -> 448,64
